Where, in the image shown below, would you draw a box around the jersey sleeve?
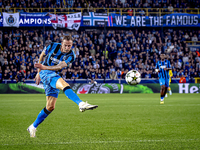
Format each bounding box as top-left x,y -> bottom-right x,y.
64,55 -> 75,66
42,43 -> 53,55
167,60 -> 171,68
155,61 -> 159,69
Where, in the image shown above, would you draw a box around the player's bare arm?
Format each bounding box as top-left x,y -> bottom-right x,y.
34,51 -> 45,85
34,61 -> 68,71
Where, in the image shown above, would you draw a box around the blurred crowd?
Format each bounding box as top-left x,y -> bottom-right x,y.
0,0 -> 199,14
0,27 -> 200,82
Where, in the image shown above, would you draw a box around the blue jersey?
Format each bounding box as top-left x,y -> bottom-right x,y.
155,60 -> 171,79
42,42 -> 76,72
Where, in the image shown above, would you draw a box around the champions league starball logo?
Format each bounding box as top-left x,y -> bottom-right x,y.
6,15 -> 17,26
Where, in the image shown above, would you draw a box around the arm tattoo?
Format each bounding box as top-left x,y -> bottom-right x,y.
45,61 -> 67,71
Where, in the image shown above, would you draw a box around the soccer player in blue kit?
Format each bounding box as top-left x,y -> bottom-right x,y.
155,53 -> 171,104
27,35 -> 98,137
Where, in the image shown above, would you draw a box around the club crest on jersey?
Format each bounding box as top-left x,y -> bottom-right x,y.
63,56 -> 67,60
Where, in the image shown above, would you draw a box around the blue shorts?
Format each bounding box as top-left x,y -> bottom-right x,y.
159,78 -> 170,87
39,70 -> 61,98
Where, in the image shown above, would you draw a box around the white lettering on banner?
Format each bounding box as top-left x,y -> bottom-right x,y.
24,19 -> 29,24
179,83 -> 189,93
19,19 -> 23,24
44,19 -> 48,24
171,16 -> 176,25
154,17 -> 159,26
194,16 -> 198,25
177,15 -> 182,25
67,13 -> 81,19
115,16 -> 122,25
38,18 -> 42,24
114,15 -> 199,26
183,16 -> 187,25
178,84 -> 200,93
188,16 -> 193,25
136,16 -> 141,26
142,16 -> 146,26
130,16 -> 135,26
190,86 -> 199,93
149,16 -> 153,26
123,16 -> 127,26
160,16 -> 163,26
166,16 -> 170,25
19,18 -> 51,24
164,15 -> 199,26
30,18 -> 34,24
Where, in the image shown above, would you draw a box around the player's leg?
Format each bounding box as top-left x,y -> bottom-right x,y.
33,96 -> 57,128
55,78 -> 82,105
168,78 -> 172,95
168,87 -> 172,95
55,78 -> 98,112
160,85 -> 166,104
27,96 -> 57,137
165,78 -> 170,96
159,78 -> 165,104
27,70 -> 59,137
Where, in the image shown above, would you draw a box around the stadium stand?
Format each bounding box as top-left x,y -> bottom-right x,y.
0,0 -> 200,83
0,27 -> 200,82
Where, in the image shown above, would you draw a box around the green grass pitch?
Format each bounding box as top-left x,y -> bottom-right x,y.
0,94 -> 200,150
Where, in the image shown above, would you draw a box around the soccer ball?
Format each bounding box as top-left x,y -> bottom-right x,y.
125,70 -> 141,85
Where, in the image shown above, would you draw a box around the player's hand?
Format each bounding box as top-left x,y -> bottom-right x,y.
34,73 -> 41,85
164,68 -> 168,71
34,63 -> 47,70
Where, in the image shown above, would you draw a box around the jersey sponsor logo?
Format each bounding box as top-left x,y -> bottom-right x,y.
160,66 -> 166,69
50,56 -> 61,64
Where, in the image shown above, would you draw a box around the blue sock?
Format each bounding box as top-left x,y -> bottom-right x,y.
161,96 -> 164,100
33,107 -> 51,128
63,87 -> 82,105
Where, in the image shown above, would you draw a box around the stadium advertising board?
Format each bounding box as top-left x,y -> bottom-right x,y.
108,13 -> 200,27
0,83 -> 199,94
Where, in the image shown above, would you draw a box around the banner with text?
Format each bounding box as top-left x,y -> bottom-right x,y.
0,14 -> 3,27
0,83 -> 199,94
108,13 -> 200,27
82,12 -> 108,26
18,13 -> 52,27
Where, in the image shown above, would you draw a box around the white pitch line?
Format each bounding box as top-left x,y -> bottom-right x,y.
1,139 -> 199,146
